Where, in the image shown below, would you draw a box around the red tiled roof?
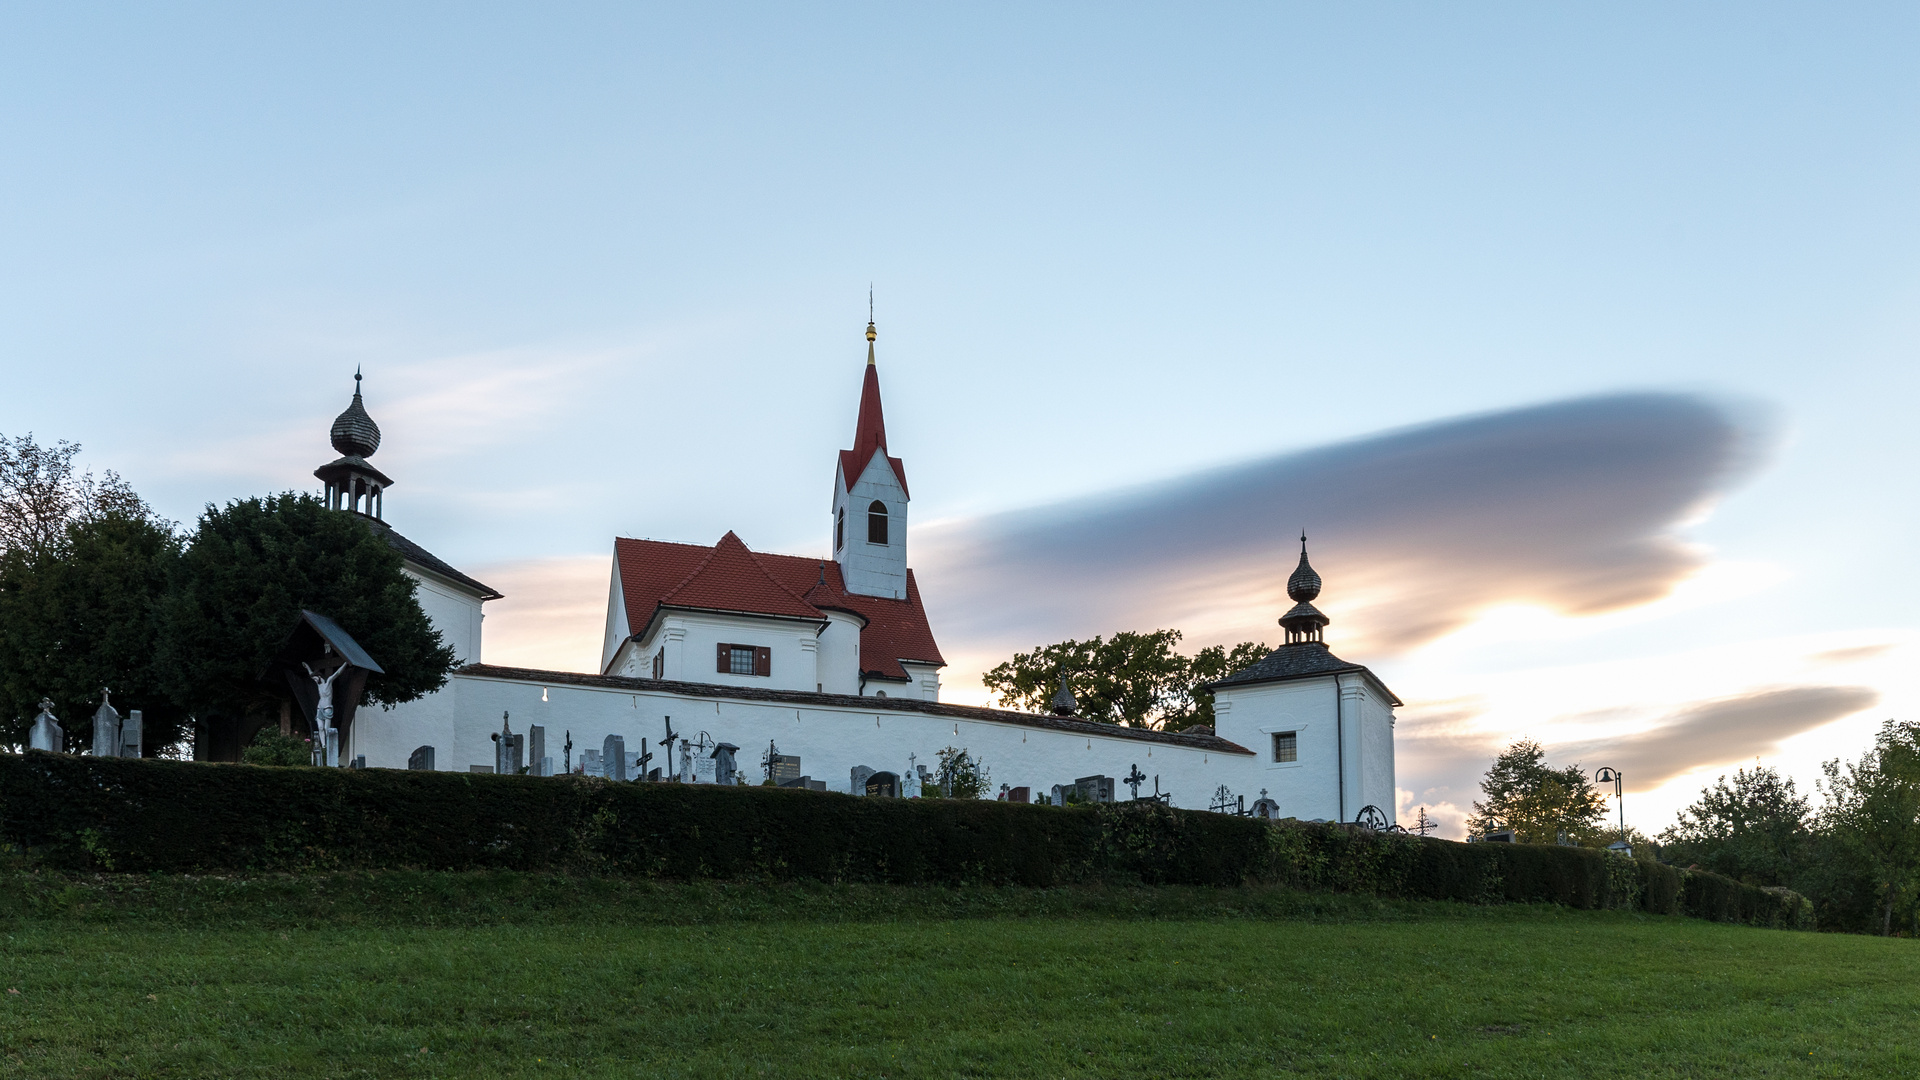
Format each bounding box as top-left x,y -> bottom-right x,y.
612,534 -> 945,681
838,363 -> 909,498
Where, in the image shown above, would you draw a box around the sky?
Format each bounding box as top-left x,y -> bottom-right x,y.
2,3 -> 1916,837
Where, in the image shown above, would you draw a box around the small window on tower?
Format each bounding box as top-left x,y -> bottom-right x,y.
652,649 -> 664,680
1273,731 -> 1298,763
835,507 -> 845,551
867,500 -> 889,545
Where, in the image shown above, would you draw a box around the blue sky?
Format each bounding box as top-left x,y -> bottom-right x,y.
2,4 -> 1916,834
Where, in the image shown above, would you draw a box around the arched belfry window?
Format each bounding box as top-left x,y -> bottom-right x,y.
867,500 -> 889,545
835,507 -> 845,551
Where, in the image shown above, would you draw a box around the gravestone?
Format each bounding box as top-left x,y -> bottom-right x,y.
900,765 -> 922,798
28,698 -> 63,753
1050,784 -> 1073,806
1250,791 -> 1280,821
1074,775 -> 1116,804
865,770 -> 899,797
470,765 -> 494,774
781,776 -> 827,791
528,726 -> 547,777
1485,830 -> 1517,843
712,743 -> 740,786
408,745 -> 436,771
771,754 -> 801,786
120,710 -> 143,759
1007,786 -> 1031,804
603,735 -> 627,781
850,765 -> 876,794
349,755 -> 366,769
92,692 -> 121,758
581,748 -> 603,778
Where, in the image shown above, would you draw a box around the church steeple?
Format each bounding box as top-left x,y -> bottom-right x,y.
315,369 -> 394,520
833,315 -> 911,599
1278,533 -> 1330,645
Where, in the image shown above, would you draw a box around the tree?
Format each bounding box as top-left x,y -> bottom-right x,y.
0,432 -> 150,559
0,432 -> 181,751
0,514 -> 185,751
1465,739 -> 1609,845
1817,720 -> 1920,936
154,493 -> 456,730
981,630 -> 1267,730
1657,765 -> 1809,887
241,727 -> 315,767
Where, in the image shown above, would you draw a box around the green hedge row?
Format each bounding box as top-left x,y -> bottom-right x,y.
0,753 -> 1811,929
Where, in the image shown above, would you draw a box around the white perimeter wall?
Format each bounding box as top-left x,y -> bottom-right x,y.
357,671 -> 1263,811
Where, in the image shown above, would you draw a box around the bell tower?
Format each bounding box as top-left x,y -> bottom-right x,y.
315,369 -> 393,520
832,319 -> 911,599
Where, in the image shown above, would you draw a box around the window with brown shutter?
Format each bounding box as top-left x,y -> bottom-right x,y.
717,643 -> 768,677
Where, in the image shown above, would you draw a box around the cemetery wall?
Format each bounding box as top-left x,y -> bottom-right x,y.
0,752 -> 1813,930
364,666 -> 1260,809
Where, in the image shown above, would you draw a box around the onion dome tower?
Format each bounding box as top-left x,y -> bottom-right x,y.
314,369 -> 394,520
1278,533 -> 1330,645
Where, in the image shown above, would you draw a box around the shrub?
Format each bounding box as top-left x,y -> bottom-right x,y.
0,752 -> 1811,929
240,728 -> 313,767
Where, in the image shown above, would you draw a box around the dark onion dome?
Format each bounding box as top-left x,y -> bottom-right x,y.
329,370 -> 382,459
1050,675 -> 1079,716
1287,534 -> 1321,602
1279,599 -> 1329,630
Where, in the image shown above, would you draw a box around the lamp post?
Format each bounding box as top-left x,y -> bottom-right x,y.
1594,767 -> 1626,851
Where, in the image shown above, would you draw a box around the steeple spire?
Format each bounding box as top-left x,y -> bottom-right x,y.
1278,533 -> 1330,645
317,370 -> 393,519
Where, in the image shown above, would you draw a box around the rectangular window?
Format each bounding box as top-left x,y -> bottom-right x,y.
652,649 -> 665,680
1272,731 -> 1298,763
716,643 -> 772,677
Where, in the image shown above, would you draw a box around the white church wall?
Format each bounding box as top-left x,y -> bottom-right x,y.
834,456 -> 908,600
599,556 -> 629,674
631,611 -> 824,694
1358,688 -> 1398,825
398,671 -> 1259,808
1213,676 -> 1345,821
816,611 -> 863,695
407,569 -> 485,665
894,661 -> 942,702
350,674 -> 460,772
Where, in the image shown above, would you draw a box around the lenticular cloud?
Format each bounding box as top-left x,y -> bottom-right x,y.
917,392 -> 1763,660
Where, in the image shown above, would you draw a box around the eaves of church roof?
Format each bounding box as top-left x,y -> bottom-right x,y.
461,662 -> 1254,755
1202,642 -> 1402,706
613,534 -> 945,680
364,517 -> 502,601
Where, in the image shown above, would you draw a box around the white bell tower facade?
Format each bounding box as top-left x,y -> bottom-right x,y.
832,320 -> 911,601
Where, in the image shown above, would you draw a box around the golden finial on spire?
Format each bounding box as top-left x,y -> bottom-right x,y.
866,285 -> 877,360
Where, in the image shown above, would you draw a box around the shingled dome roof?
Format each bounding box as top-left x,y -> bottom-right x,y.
330,372 -> 382,458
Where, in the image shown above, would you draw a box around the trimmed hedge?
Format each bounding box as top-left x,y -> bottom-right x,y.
0,753 -> 1812,929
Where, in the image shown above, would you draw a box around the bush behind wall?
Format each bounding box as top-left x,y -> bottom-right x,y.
0,753 -> 1810,929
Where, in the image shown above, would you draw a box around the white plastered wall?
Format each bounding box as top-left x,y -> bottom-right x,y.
1211,672 -> 1399,826
833,456 -> 908,600
414,671 -> 1260,807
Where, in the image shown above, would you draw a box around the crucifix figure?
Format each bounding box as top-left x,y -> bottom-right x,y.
301,647 -> 347,765
1124,764 -> 1146,801
564,730 -> 573,773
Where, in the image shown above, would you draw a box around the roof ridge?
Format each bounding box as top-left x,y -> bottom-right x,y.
744,547 -> 825,611
658,532 -> 822,618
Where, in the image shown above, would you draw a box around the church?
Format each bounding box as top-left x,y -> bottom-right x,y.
301,320 -> 1401,822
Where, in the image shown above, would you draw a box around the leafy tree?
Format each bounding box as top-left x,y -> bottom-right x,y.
0,514 -> 185,752
1817,720 -> 1920,936
0,432 -> 182,751
0,432 -> 150,558
1657,765 -> 1809,887
154,493 -> 456,728
1465,739 -> 1609,845
981,630 -> 1267,730
241,727 -> 315,767
930,745 -> 991,799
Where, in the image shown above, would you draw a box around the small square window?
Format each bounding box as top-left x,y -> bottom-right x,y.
1272,731 -> 1298,763
728,646 -> 756,675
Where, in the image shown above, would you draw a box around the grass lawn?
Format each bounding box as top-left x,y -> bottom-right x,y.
0,874 -> 1913,1078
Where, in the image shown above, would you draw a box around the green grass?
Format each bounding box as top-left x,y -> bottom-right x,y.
0,872 -> 1914,1078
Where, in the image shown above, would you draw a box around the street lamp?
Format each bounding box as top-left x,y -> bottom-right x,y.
1594,767 -> 1626,852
